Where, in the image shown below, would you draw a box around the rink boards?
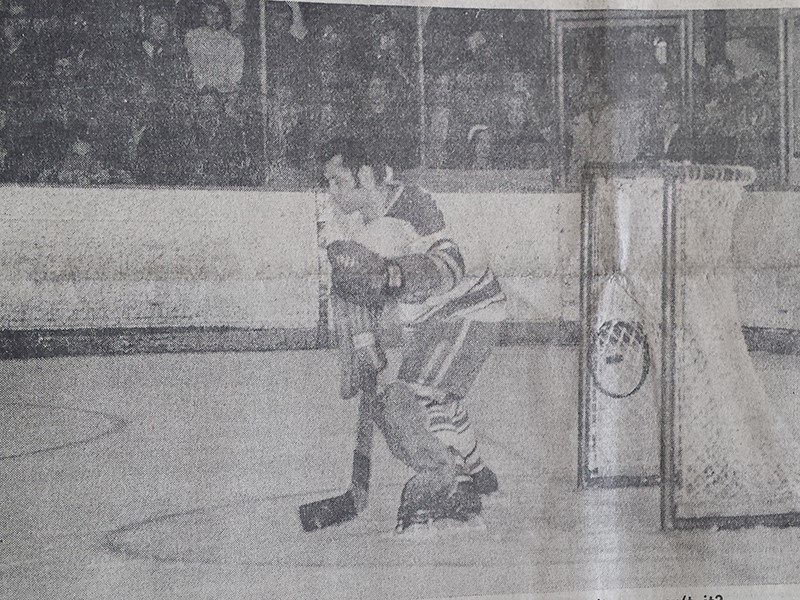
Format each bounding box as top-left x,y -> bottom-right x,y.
0,184 -> 795,340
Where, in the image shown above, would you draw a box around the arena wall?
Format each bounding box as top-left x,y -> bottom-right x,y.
0,185 -> 796,348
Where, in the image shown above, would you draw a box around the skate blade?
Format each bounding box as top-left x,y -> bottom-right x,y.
385,516 -> 487,540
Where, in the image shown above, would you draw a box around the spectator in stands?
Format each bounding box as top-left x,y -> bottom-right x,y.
733,70 -> 779,169
188,87 -> 248,186
41,52 -> 88,127
640,69 -> 683,160
693,60 -> 777,170
359,74 -> 415,168
266,2 -> 309,88
38,122 -> 132,186
0,102 -> 10,182
268,83 -> 303,167
568,76 -> 647,185
451,29 -> 505,162
497,71 -> 551,169
0,93 -> 36,182
464,124 -> 496,169
184,0 -> 244,94
1,5 -> 38,95
177,0 -> 245,34
130,10 -> 191,93
312,18 -> 352,149
125,79 -> 190,186
695,59 -> 739,163
427,73 -> 453,168
365,10 -> 410,86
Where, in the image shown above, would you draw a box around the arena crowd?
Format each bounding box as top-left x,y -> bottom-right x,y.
0,2 -> 781,189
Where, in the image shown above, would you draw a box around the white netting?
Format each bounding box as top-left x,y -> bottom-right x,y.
673,178 -> 800,519
582,164 -> 800,524
585,175 -> 663,482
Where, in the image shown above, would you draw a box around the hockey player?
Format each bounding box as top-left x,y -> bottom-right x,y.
321,137 -> 506,532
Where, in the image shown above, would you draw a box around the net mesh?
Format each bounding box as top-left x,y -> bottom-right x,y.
672,178 -> 800,520
582,163 -> 800,524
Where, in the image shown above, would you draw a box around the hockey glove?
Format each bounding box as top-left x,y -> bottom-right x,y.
328,240 -> 451,306
328,240 -> 391,306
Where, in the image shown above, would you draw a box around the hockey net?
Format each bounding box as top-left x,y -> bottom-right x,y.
580,162 -> 800,530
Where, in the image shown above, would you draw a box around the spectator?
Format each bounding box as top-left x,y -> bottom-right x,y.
452,29 -> 506,160
38,122 -> 132,186
427,73 -> 453,168
464,124 -> 496,169
41,52 -> 88,128
695,59 -> 739,163
1,7 -> 38,95
128,10 -> 191,93
640,69 -> 683,160
265,2 -> 309,89
267,83 -> 300,165
312,18 -> 352,148
0,102 -> 11,182
177,0 -> 245,34
496,71 -> 551,169
125,79 -> 191,185
358,74 -> 415,168
733,70 -> 779,169
187,87 -> 248,186
63,11 -> 92,59
184,0 -> 244,94
364,10 -> 411,86
568,76 -> 647,184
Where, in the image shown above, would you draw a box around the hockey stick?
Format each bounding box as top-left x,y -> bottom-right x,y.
299,371 -> 377,532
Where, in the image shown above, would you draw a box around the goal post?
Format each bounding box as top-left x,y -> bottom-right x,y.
579,162 -> 800,530
579,164 -> 665,490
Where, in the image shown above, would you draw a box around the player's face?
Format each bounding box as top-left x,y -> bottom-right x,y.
324,155 -> 371,215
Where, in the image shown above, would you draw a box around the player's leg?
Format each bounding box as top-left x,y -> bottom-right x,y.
399,319 -> 500,495
372,380 -> 480,530
431,394 -> 499,494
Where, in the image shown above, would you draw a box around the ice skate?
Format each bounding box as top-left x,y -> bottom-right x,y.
394,481 -> 483,537
471,466 -> 499,496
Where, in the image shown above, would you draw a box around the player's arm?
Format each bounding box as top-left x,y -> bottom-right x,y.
327,238 -> 465,306
386,238 -> 465,303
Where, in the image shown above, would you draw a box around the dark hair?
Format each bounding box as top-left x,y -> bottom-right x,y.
320,136 -> 391,185
200,0 -> 231,29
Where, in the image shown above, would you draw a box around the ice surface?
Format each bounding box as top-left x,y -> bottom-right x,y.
1,348 -> 800,599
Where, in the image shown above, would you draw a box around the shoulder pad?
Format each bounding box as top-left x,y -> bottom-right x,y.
385,185 -> 445,237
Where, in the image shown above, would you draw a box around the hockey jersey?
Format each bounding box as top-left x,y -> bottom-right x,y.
323,184 -> 506,325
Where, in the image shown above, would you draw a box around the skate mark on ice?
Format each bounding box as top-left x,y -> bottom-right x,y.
0,402 -> 128,460
102,481 -> 552,569
102,479 -> 800,578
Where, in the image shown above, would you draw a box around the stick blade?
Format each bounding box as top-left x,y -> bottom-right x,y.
299,490 -> 357,532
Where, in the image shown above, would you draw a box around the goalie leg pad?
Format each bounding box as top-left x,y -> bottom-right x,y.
397,319 -> 499,474
427,395 -> 483,475
374,382 -> 465,513
373,382 -> 459,476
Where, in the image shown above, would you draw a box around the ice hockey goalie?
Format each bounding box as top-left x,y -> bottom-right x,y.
321,136 -> 506,533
